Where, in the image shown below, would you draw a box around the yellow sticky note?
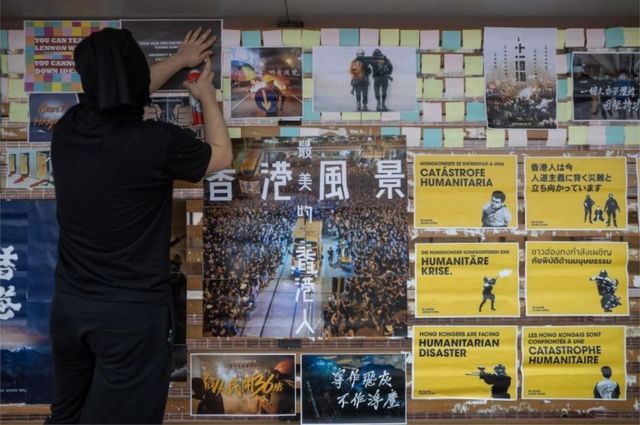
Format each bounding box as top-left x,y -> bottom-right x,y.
51,82 -> 63,92
9,102 -> 28,123
464,56 -> 483,76
557,101 -> 571,122
282,29 -> 302,46
342,112 -> 361,121
302,30 -> 321,49
223,77 -> 231,100
445,102 -> 465,121
567,78 -> 574,96
8,78 -> 25,99
303,78 -> 313,98
400,30 -> 419,47
216,89 -> 223,100
486,129 -> 506,147
361,112 -> 381,120
424,78 -> 443,99
380,29 -> 400,46
421,54 -> 440,75
462,29 -> 482,49
624,125 -> 639,145
557,29 -> 565,49
228,127 -> 242,139
568,126 -> 588,145
416,78 -> 423,98
443,128 -> 464,147
465,77 -> 484,97
0,54 -> 7,74
623,27 -> 640,47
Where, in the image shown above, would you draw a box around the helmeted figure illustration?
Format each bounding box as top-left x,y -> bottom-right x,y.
593,205 -> 605,222
349,48 -> 371,111
369,48 -> 393,111
478,276 -> 498,312
479,364 -> 511,399
583,194 -> 595,223
604,193 -> 621,227
589,269 -> 621,312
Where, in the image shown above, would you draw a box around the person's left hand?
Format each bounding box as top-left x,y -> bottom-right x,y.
175,27 -> 216,68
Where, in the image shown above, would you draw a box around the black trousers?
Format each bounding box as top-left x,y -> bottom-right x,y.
46,292 -> 172,424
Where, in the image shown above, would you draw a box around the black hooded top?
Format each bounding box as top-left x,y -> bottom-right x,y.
51,28 -> 211,303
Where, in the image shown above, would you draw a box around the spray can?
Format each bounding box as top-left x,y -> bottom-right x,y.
186,69 -> 203,127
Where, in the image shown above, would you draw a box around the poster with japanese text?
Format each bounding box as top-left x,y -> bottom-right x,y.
5,148 -> 53,189
484,27 -> 557,128
28,93 -> 78,142
572,52 -> 639,121
413,155 -> 517,229
24,20 -> 119,92
525,241 -> 629,316
415,243 -> 519,317
301,353 -> 407,424
230,47 -> 303,119
0,200 -> 58,404
524,156 -> 627,230
413,326 -> 518,399
202,136 -> 408,339
121,19 -> 222,90
190,353 -> 296,416
522,326 -> 626,400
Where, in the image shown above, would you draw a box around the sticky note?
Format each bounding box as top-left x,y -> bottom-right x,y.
416,78 -> 424,98
8,30 -> 24,50
360,28 -> 379,46
605,126 -> 625,145
303,100 -> 320,121
280,127 -> 300,137
0,30 -> 8,50
321,112 -> 341,121
565,28 -> 585,47
443,128 -> 464,147
380,29 -> 400,46
303,78 -> 313,98
222,29 -> 241,47
0,78 -> 7,101
466,102 -> 486,122
443,54 -> 463,74
624,125 -> 639,145
8,79 -> 26,99
400,30 -> 419,47
546,128 -> 567,146
400,104 -> 420,122
241,30 -> 261,47
623,27 -> 640,47
381,111 -> 401,121
223,77 -> 231,100
8,53 -> 24,74
568,126 -> 588,145
320,28 -> 340,46
507,129 -> 528,147
605,27 -> 625,48
423,128 -> 443,148
486,129 -> 506,147
361,112 -> 381,120
340,28 -> 359,46
556,29 -> 565,49
421,54 -> 440,75
0,54 -> 7,74
587,126 -> 606,145
381,127 -> 401,136
465,77 -> 484,98
302,30 -> 321,49
445,102 -> 465,122
557,102 -> 571,122
282,29 -> 302,46
444,78 -> 464,98
586,28 -> 606,48
424,79 -> 443,99
423,102 -> 442,122
441,31 -> 461,50
9,102 -> 28,122
556,54 -> 568,75
262,30 -> 282,47
303,53 -> 313,74
300,127 -> 321,136
342,112 -> 361,121
228,127 -> 242,138
464,56 -> 483,76
462,29 -> 482,50
401,127 -> 421,147
557,79 -> 568,100
420,30 -> 439,49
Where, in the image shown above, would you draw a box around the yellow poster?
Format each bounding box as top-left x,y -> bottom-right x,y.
414,155 -> 517,229
413,326 -> 518,399
415,243 -> 519,317
525,156 -> 627,230
526,242 -> 629,316
522,326 -> 626,400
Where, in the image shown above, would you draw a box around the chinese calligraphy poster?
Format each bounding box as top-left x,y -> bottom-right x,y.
202,136 -> 408,338
230,47 -> 303,118
484,27 -> 557,128
190,353 -> 296,416
301,353 -> 407,424
413,155 -> 517,229
525,242 -> 629,316
522,326 -> 626,400
28,93 -> 78,142
415,243 -> 519,317
413,326 -> 518,400
524,156 -> 627,230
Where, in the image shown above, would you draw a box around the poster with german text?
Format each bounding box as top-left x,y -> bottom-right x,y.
525,156 -> 627,230
412,326 -> 517,399
413,155 -> 517,229
415,243 -> 519,317
522,326 -> 626,399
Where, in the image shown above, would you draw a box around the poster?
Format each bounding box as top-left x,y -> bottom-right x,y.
572,52 -> 639,121
413,155 -> 517,229
413,326 -> 518,399
230,47 -> 303,119
484,27 -> 557,128
313,47 -> 417,113
121,19 -> 222,90
202,136 -> 408,338
144,95 -> 191,126
415,243 -> 519,317
0,200 -> 57,404
5,148 -> 53,189
525,156 -> 627,230
169,201 -> 188,382
28,93 -> 78,142
190,353 -> 296,416
24,20 -> 119,92
522,326 -> 626,400
301,353 -> 406,424
525,241 -> 629,316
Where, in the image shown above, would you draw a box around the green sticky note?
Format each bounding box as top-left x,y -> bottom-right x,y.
302,30 -> 321,50
381,127 -> 401,136
605,27 -> 625,48
424,78 -> 443,99
0,54 -> 8,74
241,30 -> 261,47
443,128 -> 464,147
280,127 -> 300,137
8,78 -> 25,99
416,78 -> 423,98
361,111 -> 381,120
605,126 -> 625,145
9,102 -> 28,123
421,54 -> 440,75
557,29 -> 565,49
464,56 -> 483,76
303,78 -> 313,98
624,125 -> 640,145
557,102 -> 571,122
441,31 -> 461,50
445,102 -> 465,121
282,29 -> 302,46
380,29 -> 400,46
568,126 -> 588,145
342,112 -> 361,121
228,127 -> 242,139
466,102 -> 486,122
400,29 -> 419,47
339,28 -> 359,46
462,29 -> 482,49
223,77 -> 231,100
465,77 -> 484,97
486,129 -> 506,147
423,128 -> 443,148
623,27 -> 640,47
557,79 -> 568,100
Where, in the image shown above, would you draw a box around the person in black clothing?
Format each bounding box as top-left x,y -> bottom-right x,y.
478,276 -> 498,312
46,27 -> 231,424
370,48 -> 393,112
604,193 -> 621,227
479,364 -> 511,399
583,194 -> 595,223
349,48 -> 371,111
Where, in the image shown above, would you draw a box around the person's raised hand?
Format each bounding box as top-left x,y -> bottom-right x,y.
175,27 -> 216,69
183,57 -> 217,103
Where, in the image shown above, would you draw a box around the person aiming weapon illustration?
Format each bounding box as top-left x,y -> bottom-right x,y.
589,269 -> 621,312
478,269 -> 512,312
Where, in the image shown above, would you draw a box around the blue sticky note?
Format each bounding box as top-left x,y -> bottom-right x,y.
400,104 -> 420,122
381,127 -> 401,136
416,53 -> 421,73
280,127 -> 300,137
423,128 -> 443,148
241,30 -> 262,47
442,31 -> 462,50
0,30 -> 8,50
303,53 -> 313,74
466,102 -> 486,122
303,100 -> 320,121
339,28 -> 359,46
605,27 -> 625,48
605,126 -> 625,145
557,79 -> 568,100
